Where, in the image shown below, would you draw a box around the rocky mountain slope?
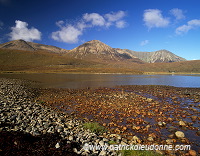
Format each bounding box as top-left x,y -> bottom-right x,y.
125,49 -> 186,63
0,40 -> 67,53
0,39 -> 186,63
0,39 -> 199,73
65,40 -> 143,63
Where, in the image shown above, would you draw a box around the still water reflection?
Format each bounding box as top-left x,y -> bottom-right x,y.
0,73 -> 200,88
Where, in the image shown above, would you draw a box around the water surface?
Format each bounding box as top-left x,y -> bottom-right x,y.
0,73 -> 199,88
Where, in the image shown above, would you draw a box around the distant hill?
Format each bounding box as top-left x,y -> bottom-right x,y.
125,49 -> 186,63
28,41 -> 68,53
65,40 -> 143,63
0,39 -> 199,74
0,39 -> 186,63
0,40 -> 68,53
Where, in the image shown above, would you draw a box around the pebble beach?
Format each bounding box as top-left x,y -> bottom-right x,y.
0,78 -> 200,156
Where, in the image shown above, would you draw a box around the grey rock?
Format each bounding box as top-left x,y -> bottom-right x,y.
99,140 -> 104,146
55,142 -> 60,148
99,150 -> 107,156
69,136 -> 73,141
179,120 -> 186,126
147,136 -> 154,142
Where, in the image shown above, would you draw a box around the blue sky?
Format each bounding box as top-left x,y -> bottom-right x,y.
0,0 -> 200,60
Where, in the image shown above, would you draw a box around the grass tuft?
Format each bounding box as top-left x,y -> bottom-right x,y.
83,122 -> 106,134
120,150 -> 163,156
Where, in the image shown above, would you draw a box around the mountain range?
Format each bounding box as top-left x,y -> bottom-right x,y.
0,39 -> 199,73
0,39 -> 185,63
124,49 -> 186,63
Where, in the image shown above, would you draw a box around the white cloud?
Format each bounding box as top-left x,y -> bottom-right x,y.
52,11 -> 127,44
52,20 -> 88,44
105,11 -> 127,28
105,11 -> 126,22
56,20 -> 65,28
176,25 -> 191,34
9,20 -> 41,41
188,19 -> 200,26
140,40 -> 149,46
52,24 -> 82,44
143,9 -> 170,29
83,13 -> 105,26
170,8 -> 185,20
116,20 -> 127,28
77,21 -> 87,31
51,20 -> 89,44
176,19 -> 200,35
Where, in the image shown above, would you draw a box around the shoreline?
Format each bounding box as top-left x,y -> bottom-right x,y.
0,78 -> 199,155
0,78 -> 122,156
1,70 -> 200,75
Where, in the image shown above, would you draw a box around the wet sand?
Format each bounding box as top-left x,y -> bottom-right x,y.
38,85 -> 200,155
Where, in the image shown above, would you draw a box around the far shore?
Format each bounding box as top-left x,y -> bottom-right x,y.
1,70 -> 200,75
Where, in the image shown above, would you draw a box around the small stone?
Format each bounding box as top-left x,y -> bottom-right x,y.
99,140 -> 104,146
14,141 -> 18,145
122,126 -> 127,131
103,138 -> 108,142
132,136 -> 141,144
166,139 -> 173,144
73,148 -> 78,153
158,121 -> 164,126
179,120 -> 186,126
121,141 -> 127,145
191,116 -> 197,122
146,98 -> 153,102
99,150 -> 107,156
167,117 -> 173,122
175,131 -> 185,138
188,150 -> 197,156
147,136 -> 154,142
55,142 -> 60,148
181,138 -> 189,144
155,150 -> 164,155
158,122 -> 162,126
168,126 -> 177,132
69,136 -> 73,141
196,131 -> 200,136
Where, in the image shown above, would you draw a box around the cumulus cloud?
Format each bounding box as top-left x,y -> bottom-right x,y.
105,11 -> 126,22
170,8 -> 185,20
52,25 -> 82,44
52,11 -> 127,44
105,11 -> 127,28
140,40 -> 149,46
83,13 -> 105,26
56,20 -> 65,28
82,11 -> 127,28
9,20 -> 41,41
143,9 -> 170,29
176,19 -> 200,35
116,20 -> 127,28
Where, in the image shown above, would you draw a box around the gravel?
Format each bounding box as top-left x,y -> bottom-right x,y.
0,78 -> 126,156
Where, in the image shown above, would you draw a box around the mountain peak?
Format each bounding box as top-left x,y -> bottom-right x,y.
87,40 -> 103,43
126,49 -> 186,63
0,40 -> 68,53
65,40 -> 144,63
71,40 -> 113,55
0,40 -> 36,51
79,40 -> 112,49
